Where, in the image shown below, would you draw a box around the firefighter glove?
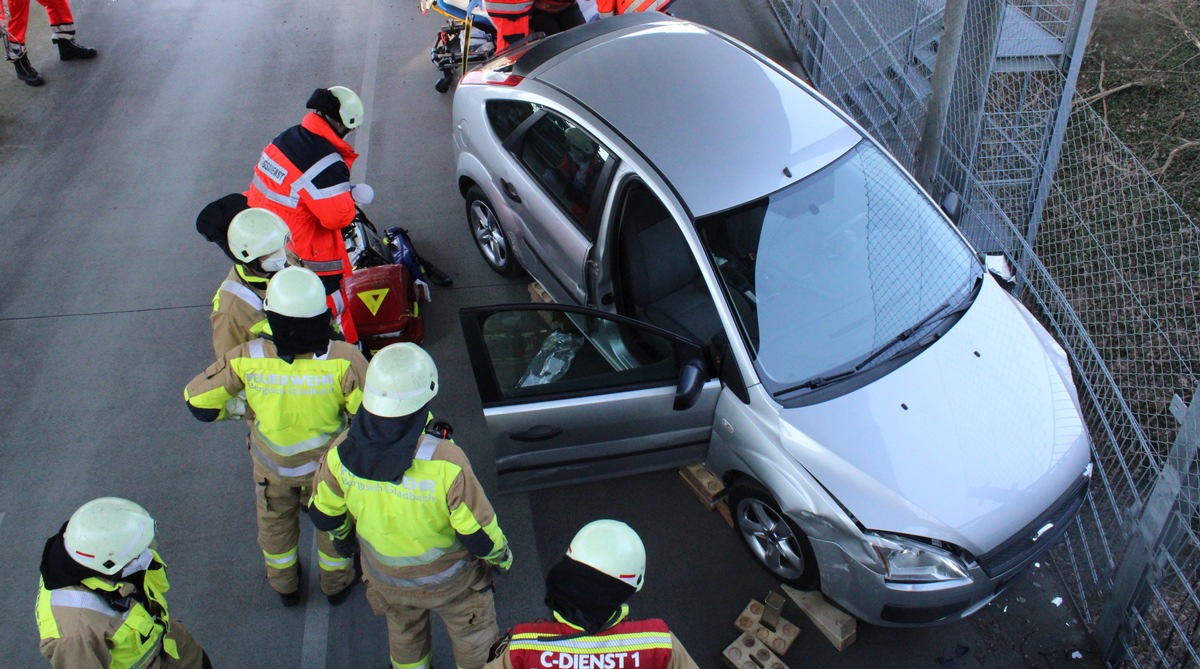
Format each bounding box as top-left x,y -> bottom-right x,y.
489,546 -> 513,574
333,528 -> 360,559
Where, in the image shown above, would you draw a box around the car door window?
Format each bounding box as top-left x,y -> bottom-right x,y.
517,113 -> 611,235
486,100 -> 540,141
462,306 -> 683,405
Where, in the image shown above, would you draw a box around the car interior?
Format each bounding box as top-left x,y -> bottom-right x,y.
615,181 -> 723,347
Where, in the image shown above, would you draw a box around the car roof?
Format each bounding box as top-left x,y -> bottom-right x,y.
523,14 -> 862,217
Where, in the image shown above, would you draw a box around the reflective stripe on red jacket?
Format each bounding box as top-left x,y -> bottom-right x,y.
533,0 -> 576,12
246,112 -> 358,277
483,0 -> 533,49
596,0 -> 672,14
505,619 -> 675,669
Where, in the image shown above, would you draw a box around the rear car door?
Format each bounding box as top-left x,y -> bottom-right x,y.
490,101 -> 616,305
459,303 -> 721,493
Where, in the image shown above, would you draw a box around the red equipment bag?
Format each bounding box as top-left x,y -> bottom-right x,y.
341,264 -> 426,354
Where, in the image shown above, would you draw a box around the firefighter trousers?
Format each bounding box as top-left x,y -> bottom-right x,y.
252,460 -> 356,596
364,559 -> 498,669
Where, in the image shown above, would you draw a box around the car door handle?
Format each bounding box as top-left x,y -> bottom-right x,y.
500,179 -> 522,203
509,425 -> 562,442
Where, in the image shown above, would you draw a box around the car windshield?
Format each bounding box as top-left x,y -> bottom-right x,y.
697,141 -> 979,393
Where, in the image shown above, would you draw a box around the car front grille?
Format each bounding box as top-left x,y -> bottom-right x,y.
977,473 -> 1089,579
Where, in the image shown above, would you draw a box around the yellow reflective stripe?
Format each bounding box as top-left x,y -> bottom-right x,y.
359,534 -> 456,568
249,319 -> 270,336
318,550 -> 352,571
391,652 -> 432,669
364,557 -> 468,588
35,583 -> 60,640
507,632 -> 674,653
253,422 -> 341,456
345,387 -> 363,415
49,589 -> 122,616
263,547 -> 298,569
249,441 -> 321,478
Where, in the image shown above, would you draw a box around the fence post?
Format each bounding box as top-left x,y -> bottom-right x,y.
915,0 -> 969,190
1093,387 -> 1200,665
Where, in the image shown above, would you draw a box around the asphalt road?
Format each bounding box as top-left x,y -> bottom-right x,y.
0,0 -> 1104,667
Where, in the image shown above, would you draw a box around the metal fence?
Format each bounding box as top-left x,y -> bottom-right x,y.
764,0 -> 1200,666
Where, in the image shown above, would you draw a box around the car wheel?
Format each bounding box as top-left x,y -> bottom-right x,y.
466,185 -> 522,277
729,481 -> 819,589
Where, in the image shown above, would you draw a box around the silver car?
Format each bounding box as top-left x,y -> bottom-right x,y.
451,13 -> 1091,626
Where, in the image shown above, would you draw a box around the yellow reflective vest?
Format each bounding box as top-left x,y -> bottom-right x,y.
312,432 -> 509,587
36,551 -> 181,669
185,338 -> 367,483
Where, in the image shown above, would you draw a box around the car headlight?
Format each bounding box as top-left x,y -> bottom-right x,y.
865,532 -> 970,583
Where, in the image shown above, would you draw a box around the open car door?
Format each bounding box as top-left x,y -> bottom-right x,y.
459,303 -> 720,493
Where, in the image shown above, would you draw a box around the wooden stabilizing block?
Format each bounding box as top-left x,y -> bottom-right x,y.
716,498 -> 735,528
733,599 -> 800,656
721,632 -> 790,669
527,281 -> 554,303
678,463 -> 726,509
781,585 -> 857,651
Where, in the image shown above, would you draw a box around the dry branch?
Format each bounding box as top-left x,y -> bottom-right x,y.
1078,80 -> 1147,107
1153,139 -> 1200,175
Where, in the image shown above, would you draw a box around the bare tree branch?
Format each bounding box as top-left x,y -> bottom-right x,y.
1152,139 -> 1200,175
1077,80 -> 1147,107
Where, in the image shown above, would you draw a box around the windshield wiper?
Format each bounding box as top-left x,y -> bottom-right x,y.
774,276 -> 982,397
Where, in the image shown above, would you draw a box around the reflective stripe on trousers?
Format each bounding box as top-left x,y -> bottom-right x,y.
249,441 -> 321,478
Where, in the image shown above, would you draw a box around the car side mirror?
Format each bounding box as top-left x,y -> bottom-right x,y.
674,359 -> 707,410
983,253 -> 1017,290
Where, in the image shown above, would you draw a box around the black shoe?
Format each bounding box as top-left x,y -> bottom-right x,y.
13,55 -> 44,86
279,590 -> 301,607
326,578 -> 359,607
55,39 -> 97,61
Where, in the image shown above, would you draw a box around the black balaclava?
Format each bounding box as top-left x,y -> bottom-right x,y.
544,556 -> 637,634
195,192 -> 250,263
339,405 -> 428,482
267,310 -> 333,358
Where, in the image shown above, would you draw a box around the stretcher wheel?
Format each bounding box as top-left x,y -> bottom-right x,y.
435,75 -> 452,93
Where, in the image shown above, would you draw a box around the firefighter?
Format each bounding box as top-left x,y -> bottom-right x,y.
35,497 -> 211,669
310,342 -> 512,669
5,0 -> 95,86
210,207 -> 291,359
184,266 -> 367,607
596,0 -> 673,17
485,520 -> 700,669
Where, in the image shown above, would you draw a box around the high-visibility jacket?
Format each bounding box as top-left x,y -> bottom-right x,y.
246,112 -> 358,278
482,0 -> 533,49
210,265 -> 270,359
184,338 -> 367,484
36,550 -> 182,669
596,0 -> 672,14
486,614 -> 699,669
311,432 -> 509,588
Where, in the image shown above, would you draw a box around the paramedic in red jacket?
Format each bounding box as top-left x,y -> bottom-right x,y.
596,0 -> 673,17
246,86 -> 366,297
483,0 -> 584,50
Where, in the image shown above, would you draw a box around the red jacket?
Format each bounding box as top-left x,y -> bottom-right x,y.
499,619 -> 684,669
246,113 -> 358,278
596,0 -> 672,13
483,0 -> 534,49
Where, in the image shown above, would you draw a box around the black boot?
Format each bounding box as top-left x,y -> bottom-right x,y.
13,54 -> 45,86
55,38 -> 97,61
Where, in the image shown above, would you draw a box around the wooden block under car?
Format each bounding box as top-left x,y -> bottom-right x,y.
721,632 -> 790,669
716,498 -> 735,528
733,599 -> 801,656
679,463 -> 726,509
527,281 -> 554,303
781,585 -> 857,651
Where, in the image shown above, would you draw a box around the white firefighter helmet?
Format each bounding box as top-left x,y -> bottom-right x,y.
329,86 -> 364,130
264,266 -> 327,318
227,208 -> 290,269
64,497 -> 156,575
363,342 -> 439,417
566,520 -> 646,591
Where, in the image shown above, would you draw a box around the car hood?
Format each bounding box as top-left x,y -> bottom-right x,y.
777,277 -> 1091,555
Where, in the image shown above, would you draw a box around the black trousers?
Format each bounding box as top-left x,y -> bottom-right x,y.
530,4 -> 585,36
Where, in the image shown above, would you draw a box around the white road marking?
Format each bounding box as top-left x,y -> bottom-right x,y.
353,0 -> 384,185
299,534 -> 331,669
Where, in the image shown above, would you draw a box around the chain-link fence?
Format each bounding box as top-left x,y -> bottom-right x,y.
766,0 -> 1200,666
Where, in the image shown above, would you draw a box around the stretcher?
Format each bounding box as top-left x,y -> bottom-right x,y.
420,0 -> 497,93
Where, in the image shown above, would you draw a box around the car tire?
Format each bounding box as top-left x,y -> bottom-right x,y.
466,185 -> 523,278
729,480 -> 820,589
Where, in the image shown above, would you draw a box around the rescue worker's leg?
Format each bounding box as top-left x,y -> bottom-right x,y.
253,464 -> 303,599
365,581 -> 434,669
37,0 -> 96,60
305,489 -> 357,597
159,619 -> 210,669
434,564 -> 499,669
5,0 -> 44,85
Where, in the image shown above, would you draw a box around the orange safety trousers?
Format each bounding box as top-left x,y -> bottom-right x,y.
4,0 -> 73,45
